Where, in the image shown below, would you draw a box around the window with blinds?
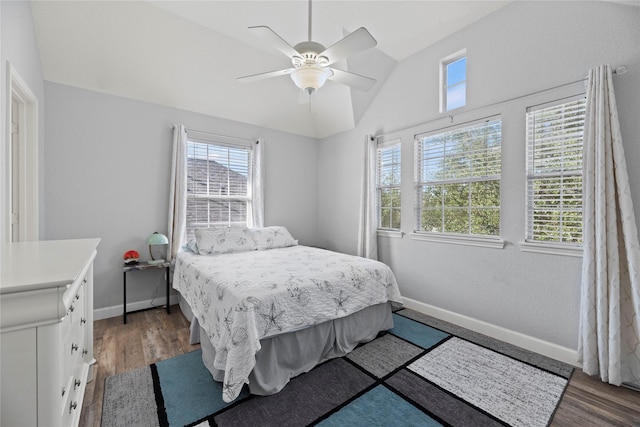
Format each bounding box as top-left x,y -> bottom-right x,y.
526,97 -> 586,244
377,140 -> 401,230
415,117 -> 502,236
186,138 -> 251,240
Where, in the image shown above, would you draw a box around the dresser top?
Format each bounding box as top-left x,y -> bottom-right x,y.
1,238 -> 100,294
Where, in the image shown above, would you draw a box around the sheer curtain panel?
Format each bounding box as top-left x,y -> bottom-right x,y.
357,135 -> 378,260
248,138 -> 264,228
578,65 -> 640,390
168,124 -> 187,263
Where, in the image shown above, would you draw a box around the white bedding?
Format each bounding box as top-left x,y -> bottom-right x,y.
173,245 -> 402,402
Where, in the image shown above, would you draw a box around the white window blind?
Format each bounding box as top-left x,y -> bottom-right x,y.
416,117 -> 501,236
186,138 -> 251,239
526,97 -> 586,244
377,140 -> 401,230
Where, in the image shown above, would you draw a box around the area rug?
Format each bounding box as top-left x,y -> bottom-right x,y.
102,308 -> 573,427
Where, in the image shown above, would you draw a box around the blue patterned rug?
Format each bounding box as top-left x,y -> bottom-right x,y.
102,309 -> 573,427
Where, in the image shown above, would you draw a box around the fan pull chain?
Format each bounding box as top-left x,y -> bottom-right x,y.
308,0 -> 312,41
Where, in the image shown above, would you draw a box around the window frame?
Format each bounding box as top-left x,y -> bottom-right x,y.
376,138 -> 402,231
521,95 -> 586,256
440,49 -> 467,112
412,115 -> 504,249
185,132 -> 254,240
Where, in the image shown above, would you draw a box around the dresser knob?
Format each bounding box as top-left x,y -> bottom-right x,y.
82,348 -> 88,356
71,343 -> 78,354
74,379 -> 82,389
75,294 -> 80,300
81,317 -> 87,325
69,305 -> 75,312
69,401 -> 77,413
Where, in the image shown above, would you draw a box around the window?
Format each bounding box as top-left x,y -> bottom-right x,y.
526,97 -> 586,245
416,117 -> 502,237
376,140 -> 401,230
186,137 -> 251,239
441,50 -> 467,112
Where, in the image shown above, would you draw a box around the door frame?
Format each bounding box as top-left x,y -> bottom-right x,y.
5,62 -> 39,242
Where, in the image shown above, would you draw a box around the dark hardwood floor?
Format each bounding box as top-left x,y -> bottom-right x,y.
80,306 -> 640,427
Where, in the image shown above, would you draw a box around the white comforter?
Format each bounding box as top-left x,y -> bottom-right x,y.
173,245 -> 402,402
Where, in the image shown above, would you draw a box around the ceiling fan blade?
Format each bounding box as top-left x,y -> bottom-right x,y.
249,26 -> 300,59
328,68 -> 376,92
320,27 -> 377,65
237,68 -> 295,83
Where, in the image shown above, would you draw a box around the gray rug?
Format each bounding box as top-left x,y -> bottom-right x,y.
102,308 -> 573,426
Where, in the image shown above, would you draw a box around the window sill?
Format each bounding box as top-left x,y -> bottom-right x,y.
377,230 -> 404,239
519,241 -> 583,257
410,232 -> 505,249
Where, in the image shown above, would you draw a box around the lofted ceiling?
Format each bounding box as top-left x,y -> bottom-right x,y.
30,0 -> 513,139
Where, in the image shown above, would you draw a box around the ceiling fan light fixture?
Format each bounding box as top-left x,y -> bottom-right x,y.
290,66 -> 333,94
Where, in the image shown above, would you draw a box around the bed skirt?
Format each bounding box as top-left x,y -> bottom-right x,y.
181,298 -> 393,397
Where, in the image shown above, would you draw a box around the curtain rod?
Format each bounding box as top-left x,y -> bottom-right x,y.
374,65 -> 628,140
171,125 -> 256,143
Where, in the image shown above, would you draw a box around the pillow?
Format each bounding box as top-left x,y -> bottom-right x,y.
251,226 -> 298,250
195,227 -> 257,255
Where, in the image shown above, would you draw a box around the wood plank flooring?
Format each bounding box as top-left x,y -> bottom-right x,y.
80,306 -> 640,427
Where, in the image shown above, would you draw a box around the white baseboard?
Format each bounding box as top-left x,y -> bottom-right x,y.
94,295 -> 180,321
94,295 -> 579,367
402,297 -> 581,368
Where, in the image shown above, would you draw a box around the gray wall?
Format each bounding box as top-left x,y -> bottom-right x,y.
1,1 -> 46,241
44,83 -> 319,311
9,0 -> 640,348
317,1 -> 640,351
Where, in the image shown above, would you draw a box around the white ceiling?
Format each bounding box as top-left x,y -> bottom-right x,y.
30,0 -> 514,138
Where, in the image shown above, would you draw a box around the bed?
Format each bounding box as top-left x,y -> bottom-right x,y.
173,226 -> 403,402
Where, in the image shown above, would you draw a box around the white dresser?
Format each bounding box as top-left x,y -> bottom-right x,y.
1,238 -> 100,427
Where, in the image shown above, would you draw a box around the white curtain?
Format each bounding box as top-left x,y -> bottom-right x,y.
167,124 -> 187,263
247,138 -> 264,228
357,135 -> 378,260
578,65 -> 640,389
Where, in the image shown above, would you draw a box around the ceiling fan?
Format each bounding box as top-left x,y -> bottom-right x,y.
237,0 -> 378,95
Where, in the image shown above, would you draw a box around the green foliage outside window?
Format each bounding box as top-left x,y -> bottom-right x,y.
527,98 -> 585,244
377,143 -> 401,230
417,118 -> 501,236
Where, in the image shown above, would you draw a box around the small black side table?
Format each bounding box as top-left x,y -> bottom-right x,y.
123,261 -> 171,324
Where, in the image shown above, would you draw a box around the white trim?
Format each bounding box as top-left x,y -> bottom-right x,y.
6,62 -> 39,242
519,241 -> 583,257
401,296 -> 581,368
410,232 -> 505,249
93,294 -> 180,321
186,130 -> 253,149
377,229 -> 404,239
376,136 -> 401,148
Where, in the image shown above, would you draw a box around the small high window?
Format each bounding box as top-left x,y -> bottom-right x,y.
441,50 -> 467,112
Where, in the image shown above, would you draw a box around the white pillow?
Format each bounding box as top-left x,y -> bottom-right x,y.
251,226 -> 298,250
195,227 -> 257,255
